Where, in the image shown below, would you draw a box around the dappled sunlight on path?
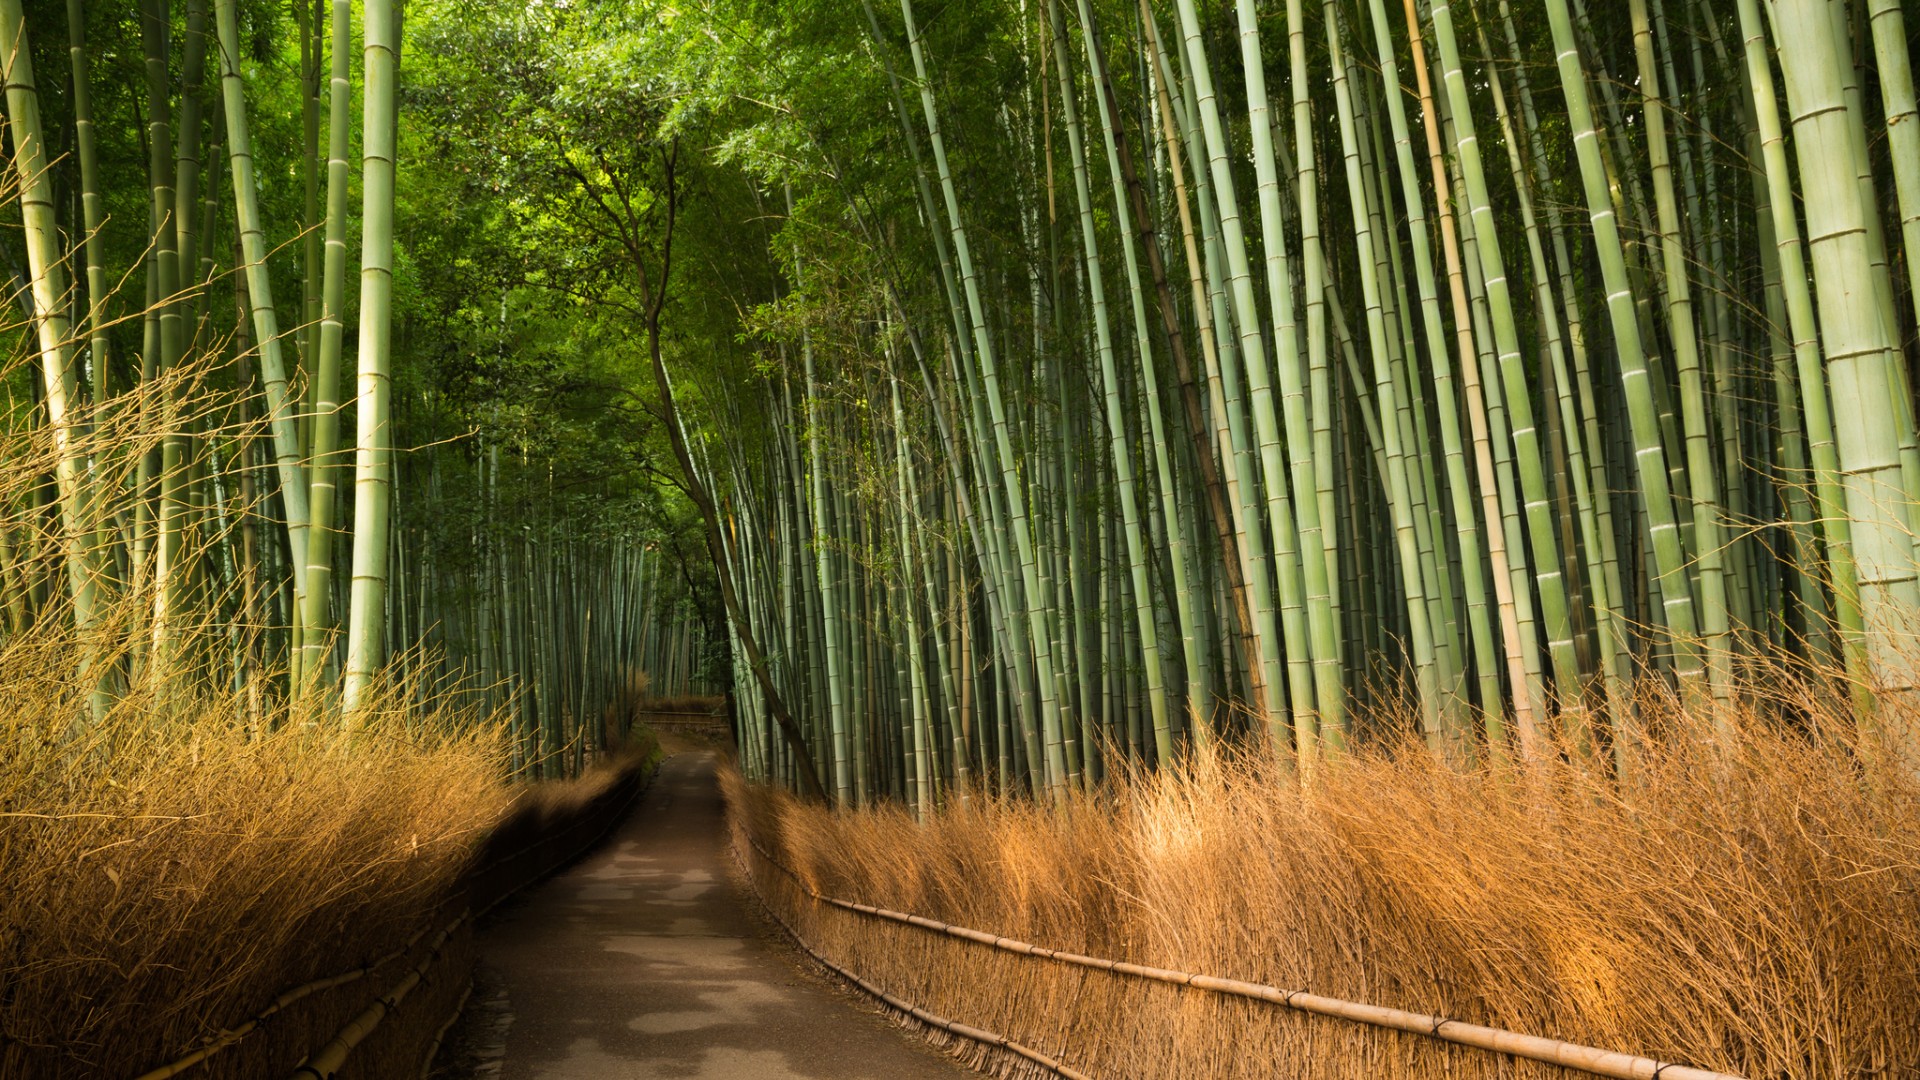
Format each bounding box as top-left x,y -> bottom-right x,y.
437,753 -> 973,1080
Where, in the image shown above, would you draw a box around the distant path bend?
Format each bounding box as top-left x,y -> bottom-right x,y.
447,752 -> 974,1080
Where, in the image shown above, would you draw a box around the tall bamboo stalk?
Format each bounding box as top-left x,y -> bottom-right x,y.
342,0 -> 400,711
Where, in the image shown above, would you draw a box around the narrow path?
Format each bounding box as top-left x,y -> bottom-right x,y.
446,752 -> 974,1080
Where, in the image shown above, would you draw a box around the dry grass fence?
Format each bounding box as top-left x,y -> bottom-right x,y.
634,694 -> 732,746
728,694 -> 1920,1079
0,632 -> 662,1079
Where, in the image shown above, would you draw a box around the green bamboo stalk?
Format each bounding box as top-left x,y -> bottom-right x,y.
1866,0 -> 1920,342
900,0 -> 1071,796
1289,0 -> 1341,683
342,0 -> 400,712
174,0 -> 209,302
891,383 -> 934,817
1171,0 -> 1303,752
1540,0 -> 1704,704
1735,0 -> 1860,675
1049,0 -> 1173,764
1768,0 -> 1920,719
787,208 -> 853,804
1425,0 -> 1584,718
1629,0 -> 1732,719
64,0 -> 108,406
140,0 -> 188,678
1399,0 -> 1534,745
298,0 -> 323,390
1235,0 -> 1346,745
297,0 -> 354,692
1447,125 -> 1551,743
1361,0 -> 1503,725
214,0 -> 311,620
1490,0 -> 1634,705
1135,0 -> 1267,725
1326,4 -> 1446,743
1471,7 -> 1629,728
0,0 -> 106,719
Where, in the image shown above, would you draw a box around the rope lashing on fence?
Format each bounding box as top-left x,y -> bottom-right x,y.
734,841 -> 1092,1079
743,839 -> 1749,1080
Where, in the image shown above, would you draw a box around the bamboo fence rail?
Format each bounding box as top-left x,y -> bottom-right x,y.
743,838 -> 1747,1080
286,917 -> 463,1080
751,885 -> 1094,1080
417,981 -> 475,1079
128,920 -> 448,1080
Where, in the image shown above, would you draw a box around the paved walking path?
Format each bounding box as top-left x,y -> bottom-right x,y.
449,752 -> 973,1080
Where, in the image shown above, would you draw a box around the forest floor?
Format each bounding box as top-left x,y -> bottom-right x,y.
428,751 -> 973,1080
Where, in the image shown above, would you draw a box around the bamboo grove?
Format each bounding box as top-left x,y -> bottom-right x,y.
9,0 -> 1920,805
705,0 -> 1920,807
0,0 -> 695,776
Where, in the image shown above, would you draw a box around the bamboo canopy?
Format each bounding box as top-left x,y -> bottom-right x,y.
2,0 -> 1919,796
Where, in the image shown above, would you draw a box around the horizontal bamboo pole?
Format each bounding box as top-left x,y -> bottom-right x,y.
745,840 -> 1747,1080
418,980 -> 475,1080
130,920 -> 445,1080
741,846 -> 1092,1079
287,917 -> 462,1079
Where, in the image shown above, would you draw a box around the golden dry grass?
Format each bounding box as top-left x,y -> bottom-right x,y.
0,620 -> 517,1078
729,694 -> 1920,1079
0,638 -> 666,1078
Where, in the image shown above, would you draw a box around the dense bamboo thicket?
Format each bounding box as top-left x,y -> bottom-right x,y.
0,0 -> 711,774
684,0 -> 1920,805
730,694 -> 1920,1077
17,0 -> 1920,801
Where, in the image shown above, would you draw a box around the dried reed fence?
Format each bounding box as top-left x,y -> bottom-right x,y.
726,696 -> 1920,1079
274,741 -> 663,1080
636,695 -> 733,742
0,617 -> 662,1079
742,838 -> 1735,1080
0,663 -> 499,1077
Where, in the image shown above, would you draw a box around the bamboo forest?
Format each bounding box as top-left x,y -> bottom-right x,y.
3,0 -> 1918,1076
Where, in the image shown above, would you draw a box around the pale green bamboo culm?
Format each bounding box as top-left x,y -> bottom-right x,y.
343,0 -> 401,714
1048,0 -> 1174,766
297,0 -> 356,694
0,0 -> 107,722
900,0 -> 1072,797
65,0 -> 109,406
1769,0 -> 1920,744
1539,0 -> 1703,700
214,0 -> 311,618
